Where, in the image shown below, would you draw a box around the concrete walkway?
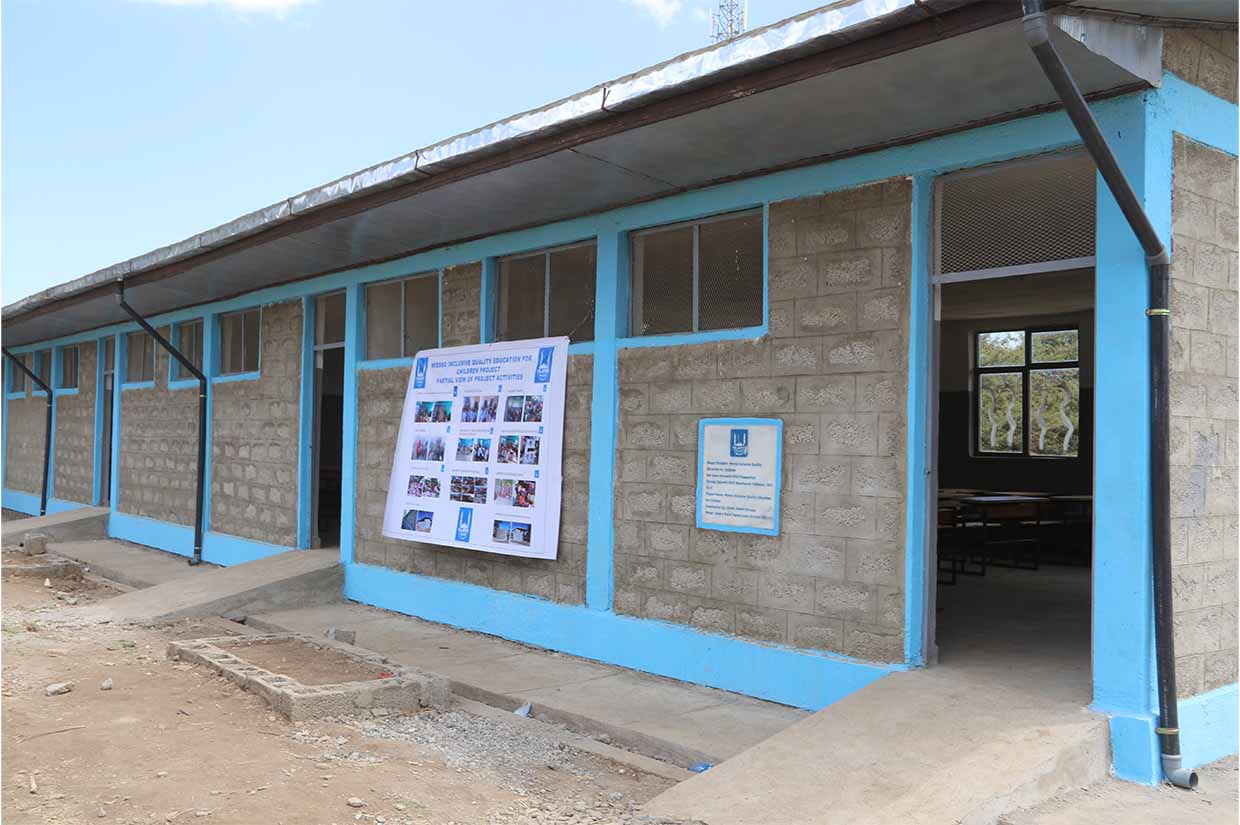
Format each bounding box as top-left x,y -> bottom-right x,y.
248,601 -> 808,767
2,506 -> 110,544
50,540 -> 201,589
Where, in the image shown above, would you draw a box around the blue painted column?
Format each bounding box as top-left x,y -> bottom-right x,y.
903,174 -> 934,667
479,258 -> 497,343
92,337 -> 107,505
339,283 -> 363,564
297,297 -> 316,549
108,334 -> 125,514
1091,94 -> 1160,784
585,228 -> 627,610
201,313 -> 218,539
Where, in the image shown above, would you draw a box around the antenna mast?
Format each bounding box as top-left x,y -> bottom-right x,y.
711,0 -> 747,42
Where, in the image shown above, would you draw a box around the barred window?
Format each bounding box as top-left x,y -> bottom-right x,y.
219,309 -> 261,375
59,346 -> 79,390
630,210 -> 763,337
497,242 -> 597,343
173,320 -> 203,381
126,332 -> 155,383
365,273 -> 439,359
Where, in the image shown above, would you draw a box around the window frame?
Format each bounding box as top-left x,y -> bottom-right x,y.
972,324 -> 1081,459
496,240 -> 597,344
629,208 -> 764,338
217,308 -> 262,378
30,349 -> 51,395
362,271 -> 440,361
6,353 -> 30,396
57,345 -> 80,391
169,319 -> 205,385
124,331 -> 156,386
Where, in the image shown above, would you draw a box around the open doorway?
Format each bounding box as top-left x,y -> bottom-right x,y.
311,292 -> 346,548
927,151 -> 1096,700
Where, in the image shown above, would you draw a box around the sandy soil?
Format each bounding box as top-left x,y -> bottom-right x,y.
1,576 -> 686,825
217,637 -> 389,685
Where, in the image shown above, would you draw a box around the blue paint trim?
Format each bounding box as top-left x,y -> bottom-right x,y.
120,380 -> 155,391
91,337 -> 106,505
211,371 -> 261,384
1154,73 -> 1239,156
1181,683 -> 1239,768
359,357 -> 415,372
345,562 -> 893,709
52,388 -> 80,398
1110,712 -> 1161,785
585,230 -> 626,611
201,312 -> 218,534
109,334 -> 123,509
4,391 -> 26,401
2,490 -> 86,516
903,173 -> 933,668
107,511 -> 291,566
339,283 -> 362,564
480,258 -> 497,344
297,297 -> 315,550
436,269 -> 444,346
567,342 -> 594,355
694,417 -> 782,536
617,324 -> 767,349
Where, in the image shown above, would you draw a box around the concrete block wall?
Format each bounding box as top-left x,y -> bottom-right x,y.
53,341 -> 97,504
118,327 -> 200,525
1164,26 -> 1237,104
4,385 -> 48,495
613,178 -> 912,661
210,300 -> 303,546
353,263 -> 592,604
1169,135 -> 1239,699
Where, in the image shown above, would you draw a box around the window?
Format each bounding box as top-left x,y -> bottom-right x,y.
631,210 -> 763,337
365,273 -> 439,359
32,349 -> 50,390
173,320 -> 204,381
975,328 -> 1080,457
59,347 -> 79,390
7,353 -> 29,394
126,332 -> 155,383
497,242 -> 597,343
219,309 -> 261,375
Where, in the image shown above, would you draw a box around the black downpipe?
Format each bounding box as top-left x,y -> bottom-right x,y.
1021,0 -> 1196,790
2,347 -> 54,517
115,282 -> 208,566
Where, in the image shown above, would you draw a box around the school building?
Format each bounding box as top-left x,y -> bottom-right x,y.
3,0 -> 1236,786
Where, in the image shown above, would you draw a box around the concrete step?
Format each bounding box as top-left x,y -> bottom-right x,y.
2,506 -> 109,545
82,548 -> 342,623
246,601 -> 808,769
643,666 -> 1109,825
48,539 -> 200,589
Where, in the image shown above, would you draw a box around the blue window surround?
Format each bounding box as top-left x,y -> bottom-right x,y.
52,344 -> 80,396
214,306 -> 263,382
168,319 -> 206,390
2,81 -> 1235,767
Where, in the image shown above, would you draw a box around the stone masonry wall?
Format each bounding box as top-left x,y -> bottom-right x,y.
1164,26 -> 1237,104
53,341 -> 97,504
1169,135 -> 1238,699
210,300 -> 303,546
118,327 -> 200,526
5,387 -> 47,495
353,263 -> 592,604
614,179 -> 912,662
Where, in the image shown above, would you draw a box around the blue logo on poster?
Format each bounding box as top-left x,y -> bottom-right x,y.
730,428 -> 749,458
534,347 -> 555,383
455,508 -> 473,542
414,357 -> 429,388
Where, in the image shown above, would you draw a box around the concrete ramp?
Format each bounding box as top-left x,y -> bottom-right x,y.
83,548 -> 341,623
2,506 -> 109,544
644,667 -> 1108,825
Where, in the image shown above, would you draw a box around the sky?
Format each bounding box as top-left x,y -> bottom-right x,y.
2,0 -> 816,304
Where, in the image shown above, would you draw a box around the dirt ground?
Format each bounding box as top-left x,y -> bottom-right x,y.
216,637 -> 389,685
1,575 -> 692,825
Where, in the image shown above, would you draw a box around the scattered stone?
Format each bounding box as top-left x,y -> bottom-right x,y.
43,578 -> 51,588
370,708 -> 391,718
28,775 -> 38,794
45,681 -> 74,696
100,677 -> 113,691
97,808 -> 107,817
393,803 -> 407,811
156,771 -> 169,779
325,627 -> 357,645
347,797 -> 366,808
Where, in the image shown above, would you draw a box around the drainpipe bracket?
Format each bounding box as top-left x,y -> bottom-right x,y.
1146,308 -> 1170,316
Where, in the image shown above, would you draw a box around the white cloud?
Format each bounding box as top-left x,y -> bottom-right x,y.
624,0 -> 684,27
139,0 -> 313,20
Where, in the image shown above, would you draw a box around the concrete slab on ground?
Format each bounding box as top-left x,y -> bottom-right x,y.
1,507 -> 109,545
82,548 -> 341,623
643,665 -> 1109,825
48,540 -> 199,589
248,601 -> 808,767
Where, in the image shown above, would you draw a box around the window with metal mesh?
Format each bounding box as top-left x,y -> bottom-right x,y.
219,309 -> 260,375
937,151 -> 1096,276
126,332 -> 154,383
631,210 -> 763,336
173,320 -> 203,381
8,353 -> 29,394
497,242 -> 596,343
59,346 -> 79,389
364,273 -> 438,359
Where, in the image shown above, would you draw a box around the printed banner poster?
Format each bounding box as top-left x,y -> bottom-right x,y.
382,337 -> 569,560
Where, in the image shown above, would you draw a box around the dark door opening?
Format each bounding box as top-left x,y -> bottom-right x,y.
311,292 -> 346,548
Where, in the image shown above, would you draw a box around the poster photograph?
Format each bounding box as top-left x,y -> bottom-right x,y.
381,336 -> 569,560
